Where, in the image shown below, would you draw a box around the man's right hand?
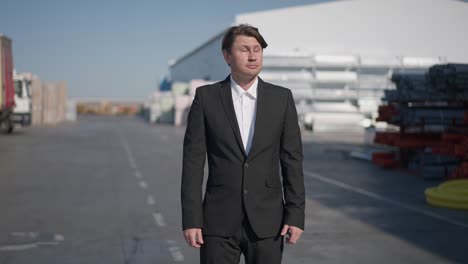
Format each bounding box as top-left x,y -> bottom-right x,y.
183,228 -> 204,248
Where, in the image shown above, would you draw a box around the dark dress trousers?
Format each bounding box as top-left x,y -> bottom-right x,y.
181,76 -> 305,240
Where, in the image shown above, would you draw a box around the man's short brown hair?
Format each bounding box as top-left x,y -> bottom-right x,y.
221,24 -> 268,53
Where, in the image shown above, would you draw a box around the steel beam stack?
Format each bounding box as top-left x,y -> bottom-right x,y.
374,64 -> 468,180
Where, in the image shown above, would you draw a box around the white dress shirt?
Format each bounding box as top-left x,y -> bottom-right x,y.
231,76 -> 258,154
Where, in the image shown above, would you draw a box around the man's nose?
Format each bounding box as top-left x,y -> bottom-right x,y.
248,52 -> 256,61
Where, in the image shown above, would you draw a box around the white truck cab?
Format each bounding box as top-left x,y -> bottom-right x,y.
12,71 -> 33,126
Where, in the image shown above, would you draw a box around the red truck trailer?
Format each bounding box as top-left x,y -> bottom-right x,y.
0,34 -> 15,134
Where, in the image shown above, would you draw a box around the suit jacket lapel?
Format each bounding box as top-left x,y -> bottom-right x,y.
219,76 -> 247,158
246,77 -> 267,162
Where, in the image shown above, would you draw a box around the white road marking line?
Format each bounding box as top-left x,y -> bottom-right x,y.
36,241 -> 60,246
304,170 -> 468,229
153,212 -> 167,227
120,131 -> 181,263
118,132 -> 138,171
134,171 -> 142,179
0,244 -> 37,251
167,241 -> 184,262
127,153 -> 137,169
147,195 -> 155,205
54,234 -> 65,241
11,232 -> 27,236
0,233 -> 65,251
139,181 -> 148,189
9,232 -> 65,241
0,240 -> 62,252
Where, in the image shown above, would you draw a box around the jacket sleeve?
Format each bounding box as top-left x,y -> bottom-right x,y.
181,88 -> 206,230
280,90 -> 305,230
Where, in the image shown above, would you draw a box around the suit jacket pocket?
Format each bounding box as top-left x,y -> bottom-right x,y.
266,174 -> 282,188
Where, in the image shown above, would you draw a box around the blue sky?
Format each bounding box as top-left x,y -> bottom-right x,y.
1,0 -> 327,100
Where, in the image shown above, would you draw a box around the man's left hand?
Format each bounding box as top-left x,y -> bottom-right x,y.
280,225 -> 303,244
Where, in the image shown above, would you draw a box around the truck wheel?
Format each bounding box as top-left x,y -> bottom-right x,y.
304,123 -> 314,132
1,117 -> 14,134
7,119 -> 13,133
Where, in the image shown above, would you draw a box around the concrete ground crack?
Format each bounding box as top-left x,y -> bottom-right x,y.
120,234 -> 142,264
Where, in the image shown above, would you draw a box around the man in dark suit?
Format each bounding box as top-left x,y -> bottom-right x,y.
181,24 -> 305,264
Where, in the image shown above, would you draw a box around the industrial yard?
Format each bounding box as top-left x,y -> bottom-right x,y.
0,117 -> 467,263
2,0 -> 468,263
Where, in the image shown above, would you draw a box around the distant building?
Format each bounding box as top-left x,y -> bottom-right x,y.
169,0 -> 468,122
76,100 -> 142,116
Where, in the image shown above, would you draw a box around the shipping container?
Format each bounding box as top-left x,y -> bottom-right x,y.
0,34 -> 15,133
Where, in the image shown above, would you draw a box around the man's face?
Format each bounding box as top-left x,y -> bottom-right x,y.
223,35 -> 263,79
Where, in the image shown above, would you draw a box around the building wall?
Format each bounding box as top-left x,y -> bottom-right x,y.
170,32 -> 229,82
170,0 -> 468,84
235,0 -> 468,62
168,0 -> 466,121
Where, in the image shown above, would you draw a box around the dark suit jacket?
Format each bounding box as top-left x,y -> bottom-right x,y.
181,76 -> 305,239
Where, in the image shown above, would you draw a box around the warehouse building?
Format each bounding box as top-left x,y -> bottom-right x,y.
168,0 -> 468,129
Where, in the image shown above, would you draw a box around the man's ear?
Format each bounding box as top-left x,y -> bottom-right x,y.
222,50 -> 231,67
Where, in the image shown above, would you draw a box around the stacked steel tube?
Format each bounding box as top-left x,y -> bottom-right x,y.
427,64 -> 468,93
374,64 -> 468,180
384,64 -> 468,102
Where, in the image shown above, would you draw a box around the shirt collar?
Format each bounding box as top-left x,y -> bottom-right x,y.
230,75 -> 258,100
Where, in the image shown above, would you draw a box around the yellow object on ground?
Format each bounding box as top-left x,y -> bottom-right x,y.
425,179 -> 468,210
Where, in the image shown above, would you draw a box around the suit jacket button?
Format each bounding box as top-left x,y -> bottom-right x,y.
244,163 -> 249,168
243,189 -> 248,195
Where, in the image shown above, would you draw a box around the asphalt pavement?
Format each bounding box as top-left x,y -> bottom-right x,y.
0,116 -> 467,264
